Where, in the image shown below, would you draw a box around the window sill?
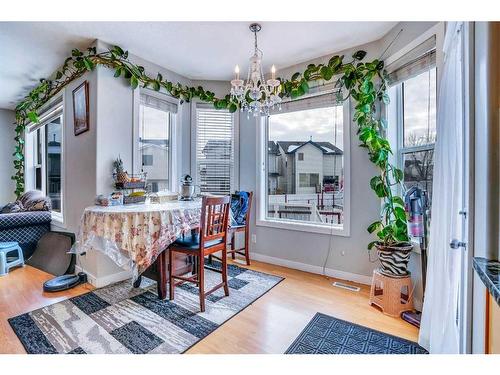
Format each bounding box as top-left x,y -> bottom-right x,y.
256,218 -> 349,237
50,212 -> 65,227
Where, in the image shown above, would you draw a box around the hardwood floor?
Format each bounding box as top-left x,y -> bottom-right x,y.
0,261 -> 419,354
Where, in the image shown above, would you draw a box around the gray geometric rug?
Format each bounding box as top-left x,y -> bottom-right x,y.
9,260 -> 283,354
285,313 -> 428,354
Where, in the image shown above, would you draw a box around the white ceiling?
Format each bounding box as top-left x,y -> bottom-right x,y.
0,22 -> 396,109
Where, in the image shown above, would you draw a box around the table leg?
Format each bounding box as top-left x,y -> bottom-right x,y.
157,250 -> 167,300
133,275 -> 142,288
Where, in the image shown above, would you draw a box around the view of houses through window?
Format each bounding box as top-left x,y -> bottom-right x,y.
267,104 -> 344,226
139,93 -> 172,193
195,106 -> 236,195
33,112 -> 63,213
399,66 -> 436,203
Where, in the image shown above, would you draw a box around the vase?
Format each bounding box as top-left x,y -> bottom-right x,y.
376,242 -> 413,277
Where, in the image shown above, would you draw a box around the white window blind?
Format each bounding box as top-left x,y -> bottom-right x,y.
140,92 -> 178,113
387,36 -> 436,85
195,106 -> 235,195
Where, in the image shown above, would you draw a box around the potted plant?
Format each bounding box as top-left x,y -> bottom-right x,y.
367,178 -> 412,276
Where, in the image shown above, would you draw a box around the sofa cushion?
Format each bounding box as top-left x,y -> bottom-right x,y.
1,202 -> 24,214
18,190 -> 52,212
173,233 -> 223,250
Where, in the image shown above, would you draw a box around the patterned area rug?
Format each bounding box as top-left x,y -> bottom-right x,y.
9,260 -> 283,354
285,313 -> 428,354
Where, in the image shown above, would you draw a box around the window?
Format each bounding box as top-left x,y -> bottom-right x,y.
194,104 -> 238,195
299,173 -> 319,188
46,117 -> 62,213
260,95 -> 349,234
137,92 -> 177,193
142,154 -> 153,166
28,99 -> 64,218
388,43 -> 436,204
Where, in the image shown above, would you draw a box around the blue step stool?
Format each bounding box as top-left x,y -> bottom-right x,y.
0,242 -> 25,276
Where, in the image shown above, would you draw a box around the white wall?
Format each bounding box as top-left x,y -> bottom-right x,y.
0,109 -> 16,204
73,40 -> 196,284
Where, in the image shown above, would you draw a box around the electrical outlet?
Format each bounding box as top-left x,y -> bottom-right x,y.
251,234 -> 257,243
341,250 -> 346,256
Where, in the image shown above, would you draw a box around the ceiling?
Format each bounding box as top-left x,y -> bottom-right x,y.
0,22 -> 396,109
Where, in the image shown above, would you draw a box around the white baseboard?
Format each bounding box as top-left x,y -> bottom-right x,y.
75,265 -> 132,288
250,252 -> 372,285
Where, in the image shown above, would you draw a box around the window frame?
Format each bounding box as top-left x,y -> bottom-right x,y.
391,68 -> 436,198
256,97 -> 351,237
25,94 -> 65,224
190,101 -> 240,195
133,88 -> 178,192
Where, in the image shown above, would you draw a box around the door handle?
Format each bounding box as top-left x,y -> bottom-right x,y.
450,239 -> 466,249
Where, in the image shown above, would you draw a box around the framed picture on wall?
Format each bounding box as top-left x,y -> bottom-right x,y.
72,81 -> 89,136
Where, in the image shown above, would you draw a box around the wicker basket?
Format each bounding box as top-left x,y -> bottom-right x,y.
115,181 -> 147,190
123,195 -> 146,205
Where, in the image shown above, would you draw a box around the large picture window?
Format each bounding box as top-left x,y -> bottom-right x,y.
137,92 -> 177,193
194,104 -> 238,195
388,43 -> 436,204
28,99 -> 64,218
261,95 -> 349,234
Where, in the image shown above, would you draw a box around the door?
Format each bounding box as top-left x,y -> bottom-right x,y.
455,22 -> 474,354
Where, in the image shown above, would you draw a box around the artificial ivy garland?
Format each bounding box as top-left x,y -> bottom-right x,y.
12,44 -> 409,246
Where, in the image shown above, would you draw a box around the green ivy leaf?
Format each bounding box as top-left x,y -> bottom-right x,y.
352,50 -> 367,61
114,67 -> 122,78
367,221 -> 382,234
130,75 -> 139,89
394,206 -> 407,221
112,45 -> 125,56
300,80 -> 309,94
27,111 -> 39,123
83,58 -> 94,71
320,66 -> 333,81
228,103 -> 238,113
392,196 -> 405,207
392,168 -> 404,183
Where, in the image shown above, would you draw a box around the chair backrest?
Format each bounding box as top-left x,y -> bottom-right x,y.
244,192 -> 253,228
199,195 -> 231,247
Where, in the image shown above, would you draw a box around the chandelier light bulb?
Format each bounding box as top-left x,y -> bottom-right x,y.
235,65 -> 240,80
271,65 -> 276,80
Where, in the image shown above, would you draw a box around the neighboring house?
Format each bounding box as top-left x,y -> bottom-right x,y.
269,140 -> 343,195
268,141 -> 281,194
140,139 -> 169,192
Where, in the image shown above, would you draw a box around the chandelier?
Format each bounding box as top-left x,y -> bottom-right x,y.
230,23 -> 282,117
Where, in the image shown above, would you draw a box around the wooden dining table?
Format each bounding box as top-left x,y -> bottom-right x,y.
73,199 -> 202,298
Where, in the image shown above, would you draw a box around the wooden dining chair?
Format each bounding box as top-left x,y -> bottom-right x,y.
168,195 -> 231,312
208,191 -> 253,266
228,191 -> 253,265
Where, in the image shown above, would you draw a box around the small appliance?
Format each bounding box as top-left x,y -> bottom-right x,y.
179,175 -> 199,201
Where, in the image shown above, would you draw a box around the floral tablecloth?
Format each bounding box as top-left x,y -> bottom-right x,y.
72,200 -> 202,278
